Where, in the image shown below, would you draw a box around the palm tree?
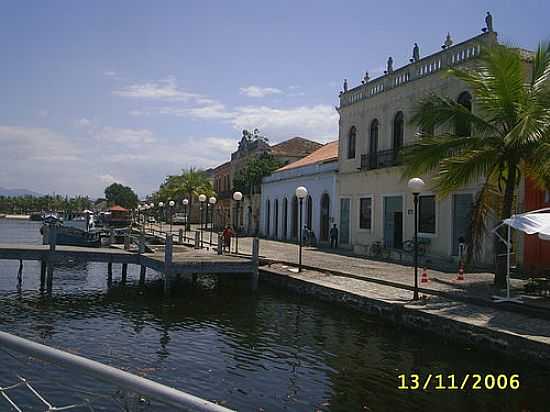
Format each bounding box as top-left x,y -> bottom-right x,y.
401,43 -> 550,286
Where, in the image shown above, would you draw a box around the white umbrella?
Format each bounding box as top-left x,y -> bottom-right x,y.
492,208 -> 550,302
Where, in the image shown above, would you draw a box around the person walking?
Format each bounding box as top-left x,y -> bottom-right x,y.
329,224 -> 338,249
222,225 -> 233,253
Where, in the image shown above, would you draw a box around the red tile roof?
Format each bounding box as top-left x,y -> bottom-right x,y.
270,137 -> 323,157
109,205 -> 129,212
276,141 -> 338,171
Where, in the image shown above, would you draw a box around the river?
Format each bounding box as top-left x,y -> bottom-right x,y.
0,219 -> 549,411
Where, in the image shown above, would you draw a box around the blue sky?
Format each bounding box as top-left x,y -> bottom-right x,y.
1,0 -> 548,198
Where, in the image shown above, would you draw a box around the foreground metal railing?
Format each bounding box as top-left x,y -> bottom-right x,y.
0,331 -> 234,412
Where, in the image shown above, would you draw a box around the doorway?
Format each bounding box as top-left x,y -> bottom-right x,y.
339,198 -> 351,246
452,193 -> 473,255
383,196 -> 403,249
320,193 -> 331,242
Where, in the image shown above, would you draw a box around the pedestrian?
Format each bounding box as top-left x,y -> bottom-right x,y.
302,225 -> 310,246
329,224 -> 338,249
222,225 -> 233,253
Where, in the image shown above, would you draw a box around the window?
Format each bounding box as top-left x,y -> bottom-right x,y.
545,191 -> 550,204
347,126 -> 356,159
369,119 -> 379,169
456,91 -> 472,137
393,111 -> 404,153
419,195 -> 436,234
359,198 -> 372,230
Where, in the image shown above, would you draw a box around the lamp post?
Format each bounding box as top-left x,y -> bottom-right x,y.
209,196 -> 217,246
149,203 -> 154,232
182,198 -> 189,241
296,186 -> 308,272
408,177 -> 425,301
168,200 -> 175,234
233,191 -> 243,254
158,202 -> 165,233
198,194 -> 207,248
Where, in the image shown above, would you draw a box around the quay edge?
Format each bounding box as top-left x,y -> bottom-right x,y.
259,267 -> 550,365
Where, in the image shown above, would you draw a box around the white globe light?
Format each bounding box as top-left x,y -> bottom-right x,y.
408,177 -> 426,194
169,200 -> 175,207
199,194 -> 207,202
158,201 -> 164,207
295,186 -> 308,199
150,203 -> 154,208
183,198 -> 189,205
137,205 -> 142,210
233,191 -> 243,201
209,196 -> 217,204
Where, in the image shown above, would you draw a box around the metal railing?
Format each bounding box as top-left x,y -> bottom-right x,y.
0,331 -> 234,412
360,149 -> 401,170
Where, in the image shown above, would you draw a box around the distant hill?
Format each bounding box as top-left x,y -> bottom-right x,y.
0,187 -> 43,197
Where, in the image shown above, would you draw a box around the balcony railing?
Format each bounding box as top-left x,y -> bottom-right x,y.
359,149 -> 401,170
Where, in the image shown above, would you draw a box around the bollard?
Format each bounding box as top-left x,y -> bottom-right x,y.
46,225 -> 57,293
178,229 -> 183,245
217,233 -> 223,255
194,231 -> 200,249
164,235 -> 173,294
48,225 -> 57,253
124,234 -> 130,250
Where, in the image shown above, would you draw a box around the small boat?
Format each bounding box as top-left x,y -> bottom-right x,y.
41,211 -> 103,247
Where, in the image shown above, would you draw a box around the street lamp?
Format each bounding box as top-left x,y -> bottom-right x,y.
408,177 -> 425,301
168,200 -> 175,234
183,198 -> 189,241
233,191 -> 243,254
296,186 -> 308,272
149,203 -> 154,231
209,196 -> 217,246
199,194 -> 207,248
158,201 -> 165,233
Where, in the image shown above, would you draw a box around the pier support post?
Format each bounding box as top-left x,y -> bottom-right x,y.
40,260 -> 46,291
121,263 -> 128,283
251,238 -> 260,290
139,265 -> 146,285
107,261 -> 113,284
17,260 -> 23,288
194,231 -> 200,249
178,229 -> 183,245
164,235 -> 173,294
46,225 -> 57,293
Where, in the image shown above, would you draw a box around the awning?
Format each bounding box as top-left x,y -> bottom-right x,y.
502,208 -> 550,239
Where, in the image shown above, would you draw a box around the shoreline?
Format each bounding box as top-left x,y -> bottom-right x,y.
0,214 -> 30,220
259,265 -> 550,365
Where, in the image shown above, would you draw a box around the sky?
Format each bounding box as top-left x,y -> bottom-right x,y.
0,0 -> 548,198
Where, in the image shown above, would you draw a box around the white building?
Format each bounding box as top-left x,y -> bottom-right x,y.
260,142 -> 338,243
335,28 -> 500,265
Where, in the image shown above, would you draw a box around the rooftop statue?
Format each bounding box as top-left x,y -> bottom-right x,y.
387,56 -> 393,73
443,32 -> 453,48
412,43 -> 420,62
343,79 -> 348,92
485,11 -> 493,32
362,71 -> 369,84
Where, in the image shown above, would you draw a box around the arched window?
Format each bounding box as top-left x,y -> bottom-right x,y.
265,199 -> 271,237
282,198 -> 288,240
306,195 -> 313,229
393,111 -> 404,158
456,91 -> 472,137
274,199 -> 279,239
347,126 -> 356,159
291,196 -> 299,240
369,119 -> 379,169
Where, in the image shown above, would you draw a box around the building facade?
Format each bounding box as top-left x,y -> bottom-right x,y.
523,179 -> 550,273
260,142 -> 338,243
213,161 -> 232,229
335,29 -> 499,264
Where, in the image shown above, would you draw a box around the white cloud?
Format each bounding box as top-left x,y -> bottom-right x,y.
113,77 -> 206,102
94,127 -> 156,145
98,174 -> 120,185
240,85 -> 283,98
230,105 -> 338,141
76,117 -> 91,127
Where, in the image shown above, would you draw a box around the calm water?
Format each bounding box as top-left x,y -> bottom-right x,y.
0,219 -> 549,411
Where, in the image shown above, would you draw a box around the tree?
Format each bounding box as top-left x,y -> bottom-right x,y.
104,183 -> 138,209
401,43 -> 550,286
233,152 -> 283,195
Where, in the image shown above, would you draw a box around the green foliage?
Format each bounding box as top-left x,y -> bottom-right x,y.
401,42 -> 550,273
233,153 -> 283,195
0,195 -> 92,213
104,183 -> 139,209
154,168 -> 214,206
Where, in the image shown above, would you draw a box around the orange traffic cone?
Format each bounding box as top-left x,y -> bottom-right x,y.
421,267 -> 429,283
456,261 -> 465,281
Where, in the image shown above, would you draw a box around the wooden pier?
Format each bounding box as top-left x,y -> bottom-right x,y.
0,227 -> 259,293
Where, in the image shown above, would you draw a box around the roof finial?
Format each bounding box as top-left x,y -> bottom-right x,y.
387,57 -> 393,73
343,78 -> 348,92
443,32 -> 453,49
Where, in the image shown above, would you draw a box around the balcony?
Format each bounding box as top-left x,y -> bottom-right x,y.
359,149 -> 401,170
